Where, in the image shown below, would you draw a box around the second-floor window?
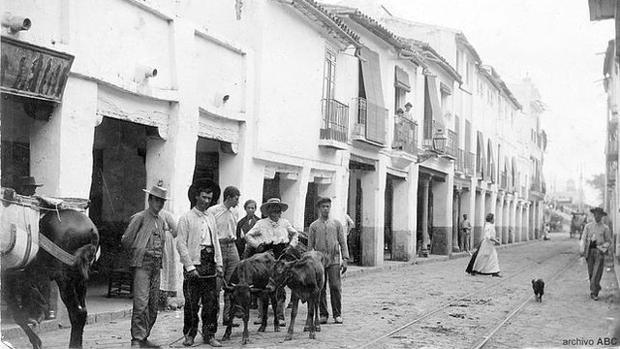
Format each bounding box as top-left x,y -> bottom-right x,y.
322,48 -> 336,100
394,65 -> 411,114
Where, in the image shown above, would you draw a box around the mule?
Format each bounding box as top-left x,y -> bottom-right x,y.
2,209 -> 99,349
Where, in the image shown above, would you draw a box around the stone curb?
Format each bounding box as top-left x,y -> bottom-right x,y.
1,238 -> 544,340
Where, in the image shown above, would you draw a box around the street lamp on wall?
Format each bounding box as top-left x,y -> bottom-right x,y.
432,132 -> 447,153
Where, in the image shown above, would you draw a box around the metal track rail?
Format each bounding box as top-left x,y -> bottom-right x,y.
470,256 -> 578,349
359,247 -> 573,349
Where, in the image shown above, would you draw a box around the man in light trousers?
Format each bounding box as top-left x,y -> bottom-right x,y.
207,186 -> 241,327
308,197 -> 349,325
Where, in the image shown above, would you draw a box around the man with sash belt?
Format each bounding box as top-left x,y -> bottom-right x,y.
122,185 -> 175,348
177,183 -> 223,347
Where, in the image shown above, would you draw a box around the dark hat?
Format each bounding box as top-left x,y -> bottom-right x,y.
590,207 -> 607,216
20,176 -> 43,187
260,198 -> 288,216
316,197 -> 332,207
405,102 -> 413,108
188,179 -> 221,207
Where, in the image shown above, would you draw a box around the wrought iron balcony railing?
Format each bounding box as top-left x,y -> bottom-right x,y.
392,114 -> 417,155
320,98 -> 349,145
456,149 -> 465,173
465,151 -> 475,176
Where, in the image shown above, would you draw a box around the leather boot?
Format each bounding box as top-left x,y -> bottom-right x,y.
182,335 -> 194,347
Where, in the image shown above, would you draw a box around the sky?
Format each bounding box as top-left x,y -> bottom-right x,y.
326,0 -> 615,205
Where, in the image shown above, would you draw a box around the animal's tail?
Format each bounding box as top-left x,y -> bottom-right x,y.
74,227 -> 99,279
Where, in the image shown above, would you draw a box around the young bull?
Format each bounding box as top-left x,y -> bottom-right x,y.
221,252 -> 280,345
269,250 -> 327,341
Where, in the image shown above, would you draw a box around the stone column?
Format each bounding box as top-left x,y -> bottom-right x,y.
392,169 -> 416,261
360,157 -> 386,266
517,202 -> 524,242
431,173 -> 454,255
30,77 -> 98,198
280,167 -> 310,229
452,187 -> 462,252
503,196 -> 511,244
474,188 -> 486,246
496,193 -> 505,244
524,203 -> 530,241
420,175 -> 431,257
510,199 -> 517,243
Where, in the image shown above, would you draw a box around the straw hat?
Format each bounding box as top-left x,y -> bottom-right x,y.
260,198 -> 288,216
143,185 -> 168,200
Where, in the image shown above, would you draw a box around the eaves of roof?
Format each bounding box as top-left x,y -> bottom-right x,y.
403,38 -> 462,83
479,65 -> 522,110
455,32 -> 482,64
321,4 -> 425,66
278,0 -> 360,46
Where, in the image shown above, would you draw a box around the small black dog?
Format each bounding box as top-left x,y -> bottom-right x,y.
532,279 -> 545,302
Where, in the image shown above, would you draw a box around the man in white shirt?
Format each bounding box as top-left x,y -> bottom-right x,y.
177,184 -> 223,347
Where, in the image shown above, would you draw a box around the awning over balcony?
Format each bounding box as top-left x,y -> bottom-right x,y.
359,46 -> 386,144
394,66 -> 411,92
359,46 -> 384,107
425,75 -> 444,133
476,131 -> 485,177
487,139 -> 496,182
588,0 -> 615,21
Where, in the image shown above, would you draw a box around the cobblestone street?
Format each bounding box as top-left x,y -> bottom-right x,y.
5,234 -> 619,349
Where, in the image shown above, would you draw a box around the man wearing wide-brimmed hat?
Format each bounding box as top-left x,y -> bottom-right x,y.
245,198 -> 299,326
122,184 -> 176,348
177,181 -> 223,347
580,207 -> 612,301
17,176 -> 43,196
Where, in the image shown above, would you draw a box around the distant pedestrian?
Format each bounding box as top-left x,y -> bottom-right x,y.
308,197 -> 349,324
459,214 -> 472,253
466,213 -> 501,277
344,213 -> 355,237
177,182 -> 223,347
121,184 -> 173,348
580,207 -> 612,301
236,199 -> 260,309
158,209 -> 178,309
207,186 -> 241,328
236,200 -> 259,257
245,198 -> 299,325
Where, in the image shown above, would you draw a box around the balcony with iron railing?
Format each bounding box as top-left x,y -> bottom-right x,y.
455,149 -> 465,173
465,151 -> 475,177
446,130 -> 458,159
319,98 -> 349,149
392,114 -> 417,156
500,171 -> 507,190
351,97 -> 387,147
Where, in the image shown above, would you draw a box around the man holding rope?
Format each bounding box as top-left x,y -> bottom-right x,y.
177,183 -> 223,347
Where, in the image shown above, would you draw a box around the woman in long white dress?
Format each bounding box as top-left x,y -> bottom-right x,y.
466,213 -> 501,277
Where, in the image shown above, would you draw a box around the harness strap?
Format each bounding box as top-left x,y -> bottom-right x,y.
39,233 -> 76,266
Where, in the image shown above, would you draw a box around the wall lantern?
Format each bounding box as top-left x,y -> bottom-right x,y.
432,132 -> 447,153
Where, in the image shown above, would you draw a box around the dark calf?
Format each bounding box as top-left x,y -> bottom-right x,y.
269,250 -> 326,341
221,252 -> 279,345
